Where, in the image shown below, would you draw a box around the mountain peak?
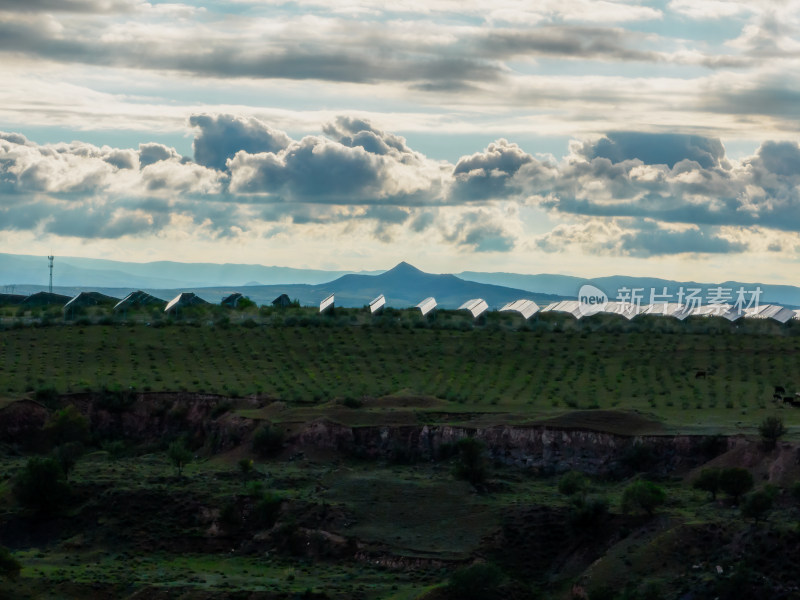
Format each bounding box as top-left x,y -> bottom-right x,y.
386,261 -> 424,275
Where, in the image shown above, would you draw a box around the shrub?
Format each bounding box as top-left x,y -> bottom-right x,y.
718,468 -> 753,504
454,437 -> 488,486
741,489 -> 774,522
559,471 -> 589,497
447,563 -> 503,600
568,495 -> 609,531
33,386 -> 59,408
44,405 -> 89,447
14,456 -> 71,514
621,480 -> 666,516
692,468 -> 722,500
758,416 -> 786,450
167,440 -> 192,476
54,441 -> 85,479
0,546 -> 21,580
341,396 -> 363,409
253,492 -> 283,528
252,424 -> 284,458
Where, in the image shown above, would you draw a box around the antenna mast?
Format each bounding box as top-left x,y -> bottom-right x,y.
47,255 -> 54,294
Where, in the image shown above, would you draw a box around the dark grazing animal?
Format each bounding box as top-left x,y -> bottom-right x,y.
695,371 -> 707,379
775,385 -> 786,395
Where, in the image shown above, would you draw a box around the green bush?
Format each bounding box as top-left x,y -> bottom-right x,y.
718,467 -> 753,503
568,495 -> 609,531
33,386 -> 60,408
622,480 -> 666,516
446,562 -> 503,600
44,405 -> 89,447
253,492 -> 283,528
558,471 -> 589,497
692,468 -> 721,500
0,546 -> 21,580
14,456 -> 71,514
741,489 -> 774,522
252,424 -> 285,458
758,416 -> 786,450
341,396 -> 363,409
167,440 -> 192,476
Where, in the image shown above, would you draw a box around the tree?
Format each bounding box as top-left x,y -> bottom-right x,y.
741,488 -> 775,523
14,456 -> 71,514
54,441 -> 85,480
44,405 -> 89,447
692,468 -> 722,500
167,440 -> 192,476
238,458 -> 253,486
559,471 -> 589,498
718,468 -> 753,504
621,480 -> 666,516
758,416 -> 786,451
454,437 -> 488,486
0,546 -> 21,580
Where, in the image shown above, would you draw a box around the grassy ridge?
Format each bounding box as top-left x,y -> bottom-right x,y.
1,317 -> 799,432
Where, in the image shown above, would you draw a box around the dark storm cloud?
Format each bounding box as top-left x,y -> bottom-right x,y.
578,132 -> 727,169
190,114 -> 291,171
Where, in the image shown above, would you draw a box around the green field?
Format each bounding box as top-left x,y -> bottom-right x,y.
1,314 -> 799,433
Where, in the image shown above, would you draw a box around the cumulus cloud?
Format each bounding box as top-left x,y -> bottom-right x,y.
577,132 -> 728,169
523,133 -> 800,233
450,139 -> 536,201
190,114 -> 291,171
138,142 -> 180,168
1,120 -> 799,255
228,118 -> 445,205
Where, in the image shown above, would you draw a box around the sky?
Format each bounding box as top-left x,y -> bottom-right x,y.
0,0 -> 799,282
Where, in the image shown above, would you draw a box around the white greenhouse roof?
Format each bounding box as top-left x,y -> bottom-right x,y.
744,304 -> 796,324
499,299 -> 539,319
602,301 -> 642,320
319,294 -> 335,313
541,300 -> 583,318
458,298 -> 488,318
369,294 -> 385,314
643,302 -> 691,320
416,297 -> 437,316
689,303 -> 739,321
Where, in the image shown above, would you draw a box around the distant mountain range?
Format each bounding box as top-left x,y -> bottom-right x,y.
1,252 -> 798,309
458,272 -> 800,308
0,253 -> 380,289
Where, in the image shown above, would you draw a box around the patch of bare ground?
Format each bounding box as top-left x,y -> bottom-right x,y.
534,409 -> 665,436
